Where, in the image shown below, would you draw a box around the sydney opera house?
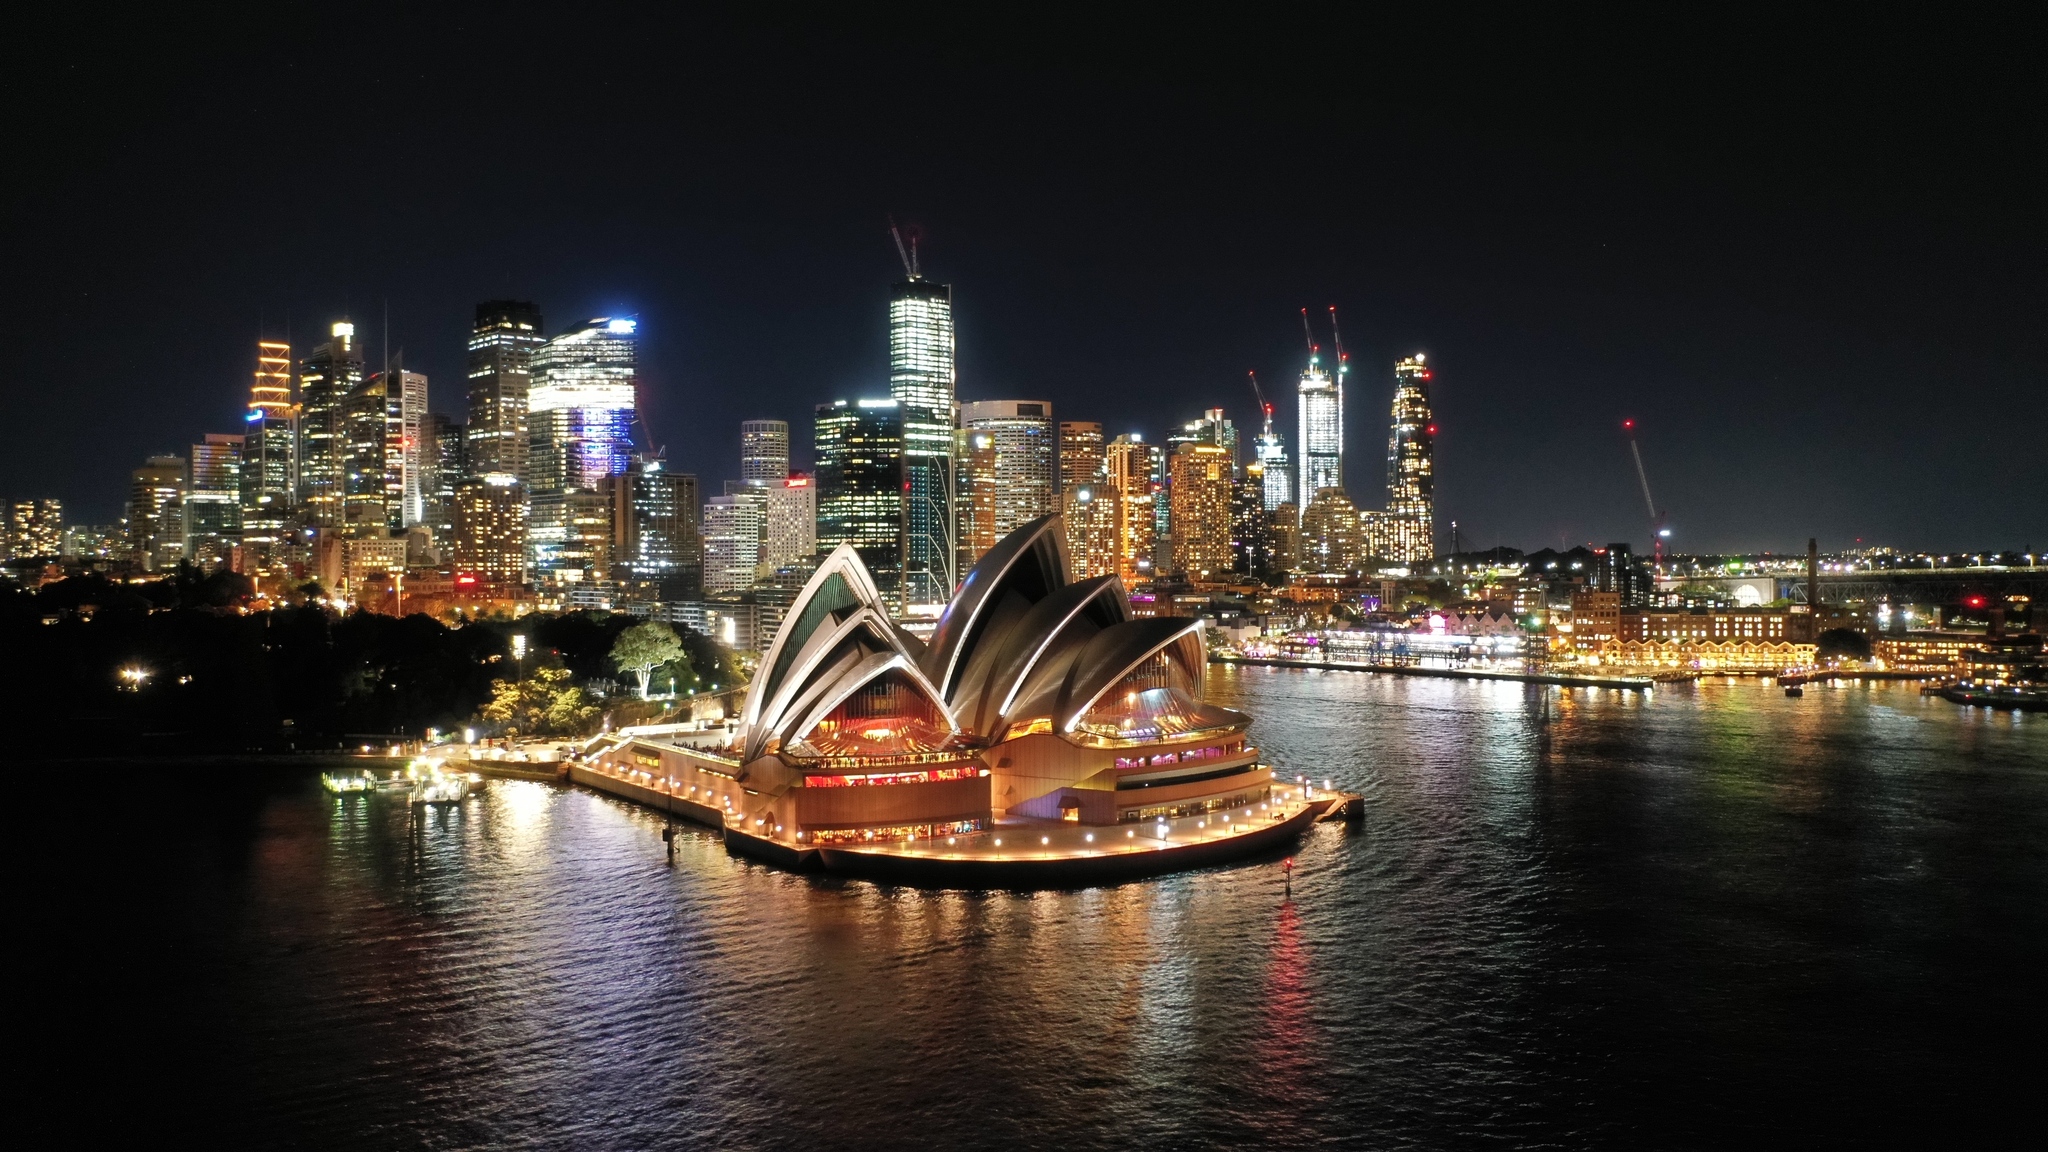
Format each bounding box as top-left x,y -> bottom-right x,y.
584,515 -> 1347,881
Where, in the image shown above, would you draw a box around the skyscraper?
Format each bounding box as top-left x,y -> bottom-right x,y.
889,263 -> 956,616
1168,408 -> 1238,467
1253,403 -> 1291,512
1382,354 -> 1435,562
1057,420 -> 1105,496
297,321 -> 363,532
1104,433 -> 1161,584
955,429 -> 998,572
1061,482 -> 1121,580
341,360 -> 426,536
815,398 -> 906,606
1232,463 -> 1271,578
466,301 -> 545,480
528,316 -> 638,580
960,400 -> 1056,540
1301,488 -> 1365,573
422,412 -> 466,539
609,459 -> 699,594
185,434 -> 243,571
128,455 -> 186,571
239,340 -> 296,569
1168,442 -> 1232,580
701,492 -> 766,594
1297,348 -> 1342,516
741,419 -> 790,487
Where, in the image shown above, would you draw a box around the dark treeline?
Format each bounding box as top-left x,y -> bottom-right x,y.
0,571 -> 737,754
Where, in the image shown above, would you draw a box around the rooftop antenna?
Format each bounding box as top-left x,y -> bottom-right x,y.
888,216 -> 917,279
382,298 -> 390,379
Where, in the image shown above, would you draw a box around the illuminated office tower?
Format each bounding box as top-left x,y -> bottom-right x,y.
955,428 -> 998,572
127,455 -> 186,571
960,400 -> 1056,538
815,398 -> 906,606
701,490 -> 766,594
184,433 -> 243,571
528,316 -> 638,580
297,321 -> 363,531
1104,433 -> 1161,584
1168,442 -> 1232,580
1252,402 -> 1291,511
1058,420 -> 1105,496
741,419 -> 790,487
1296,348 -> 1342,517
1382,354 -> 1436,562
888,263 -> 956,616
609,459 -> 699,594
1061,482 -> 1120,579
342,360 -> 426,536
422,413 -> 466,538
7,498 -> 62,559
1168,408 -> 1238,467
759,473 -> 817,574
451,473 -> 527,584
239,340 -> 296,566
466,301 -> 544,480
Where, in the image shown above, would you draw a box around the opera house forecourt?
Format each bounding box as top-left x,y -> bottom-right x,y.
578,515 -> 1359,884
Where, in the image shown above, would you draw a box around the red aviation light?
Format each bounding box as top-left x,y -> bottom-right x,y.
1966,596 -> 1987,609
1623,419 -> 1636,430
1426,424 -> 1438,436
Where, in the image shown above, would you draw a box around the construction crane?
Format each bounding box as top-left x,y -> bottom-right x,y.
1299,308 -> 1318,359
1328,305 -> 1349,385
888,216 -> 918,279
1623,419 -> 1671,566
1246,370 -> 1274,431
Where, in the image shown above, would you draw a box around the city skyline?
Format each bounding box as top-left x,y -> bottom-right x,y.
2,14 -> 2040,554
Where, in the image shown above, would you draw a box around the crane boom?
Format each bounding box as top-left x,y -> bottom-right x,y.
1247,371 -> 1274,434
1300,308 -> 1317,355
888,216 -> 915,278
1629,438 -> 1658,520
1328,305 -> 1347,378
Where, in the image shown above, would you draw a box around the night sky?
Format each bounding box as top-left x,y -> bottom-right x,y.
5,11 -> 2040,553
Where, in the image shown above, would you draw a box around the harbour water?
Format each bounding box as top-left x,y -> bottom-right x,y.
24,671 -> 2045,1147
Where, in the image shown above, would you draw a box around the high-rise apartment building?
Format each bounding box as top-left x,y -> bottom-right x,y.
815,398 -> 906,605
128,455 -> 186,571
1301,488 -> 1364,573
451,473 -> 527,585
1382,354 -> 1435,562
1232,463 -> 1271,578
960,400 -> 1056,539
297,321 -> 364,531
955,429 -> 997,572
1057,420 -> 1105,496
1168,443 -> 1232,580
888,270 -> 956,616
529,316 -> 638,581
185,434 -> 243,571
1297,350 -> 1342,516
1061,482 -> 1120,580
241,340 -> 296,567
701,490 -> 767,594
466,301 -> 545,480
760,473 -> 817,574
7,498 -> 62,560
1105,433 -> 1161,584
741,419 -> 791,487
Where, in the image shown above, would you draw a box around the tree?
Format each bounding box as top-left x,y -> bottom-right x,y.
610,620 -> 686,698
479,666 -> 600,737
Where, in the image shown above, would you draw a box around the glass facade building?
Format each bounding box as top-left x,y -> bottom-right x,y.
814,399 -> 907,607
465,301 -> 544,481
740,419 -> 790,487
185,433 -> 243,571
528,316 -> 638,580
296,321 -> 363,532
960,400 -> 1056,541
1382,354 -> 1435,562
241,340 -> 296,567
888,277 -> 955,616
1296,354 -> 1342,517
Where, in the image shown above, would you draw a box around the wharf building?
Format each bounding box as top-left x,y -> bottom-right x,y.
240,340 -> 297,570
599,515 -> 1279,847
889,274 -> 957,618
960,400 -> 1056,557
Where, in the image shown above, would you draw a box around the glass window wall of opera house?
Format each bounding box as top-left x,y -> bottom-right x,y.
597,515 -> 1274,847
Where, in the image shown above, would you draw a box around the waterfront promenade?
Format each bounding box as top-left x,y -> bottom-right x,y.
1216,653 -> 1657,690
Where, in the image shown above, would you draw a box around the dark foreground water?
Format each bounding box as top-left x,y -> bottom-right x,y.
20,672 -> 2047,1148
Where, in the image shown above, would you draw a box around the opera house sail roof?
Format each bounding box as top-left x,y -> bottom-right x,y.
740,515 -> 1249,769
